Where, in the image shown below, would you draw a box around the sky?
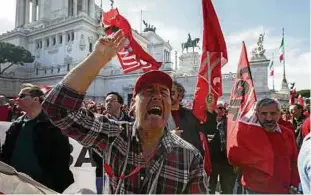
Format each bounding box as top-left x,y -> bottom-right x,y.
0,0 -> 310,90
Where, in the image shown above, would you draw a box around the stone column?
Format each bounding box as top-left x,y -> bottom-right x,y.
82,0 -> 88,15
32,0 -> 37,22
25,0 -> 30,24
63,32 -> 67,45
73,0 -> 78,16
17,0 -> 26,26
15,0 -> 20,27
38,0 -> 45,20
90,0 -> 95,19
49,37 -> 53,47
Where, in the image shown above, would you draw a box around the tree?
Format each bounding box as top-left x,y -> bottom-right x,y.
0,42 -> 35,75
296,89 -> 311,98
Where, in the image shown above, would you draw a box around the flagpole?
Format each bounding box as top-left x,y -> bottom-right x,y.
282,28 -> 286,80
272,53 -> 275,91
140,10 -> 143,33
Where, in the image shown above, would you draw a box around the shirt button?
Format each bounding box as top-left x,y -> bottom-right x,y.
140,176 -> 144,180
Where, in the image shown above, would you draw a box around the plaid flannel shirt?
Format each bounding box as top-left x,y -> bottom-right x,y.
42,84 -> 208,194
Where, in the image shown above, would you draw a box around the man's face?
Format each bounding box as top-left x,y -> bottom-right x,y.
16,88 -> 38,111
134,84 -> 171,130
8,99 -> 15,106
105,94 -> 121,115
256,104 -> 281,131
290,105 -> 302,118
216,105 -> 225,117
0,96 -> 5,105
171,84 -> 182,107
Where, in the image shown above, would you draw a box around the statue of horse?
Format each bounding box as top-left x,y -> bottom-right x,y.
181,38 -> 200,53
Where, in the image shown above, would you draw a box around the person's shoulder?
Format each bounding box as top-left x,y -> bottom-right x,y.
279,124 -> 295,137
166,132 -> 202,157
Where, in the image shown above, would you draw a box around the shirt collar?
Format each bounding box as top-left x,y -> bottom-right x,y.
131,123 -> 173,154
106,111 -> 124,121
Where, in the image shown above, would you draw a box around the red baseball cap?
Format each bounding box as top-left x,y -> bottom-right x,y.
133,70 -> 172,97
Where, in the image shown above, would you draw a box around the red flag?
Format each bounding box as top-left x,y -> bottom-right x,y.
199,132 -> 212,175
192,0 -> 228,123
40,85 -> 52,94
102,9 -> 162,74
298,95 -> 304,107
289,88 -> 296,105
226,42 -> 274,176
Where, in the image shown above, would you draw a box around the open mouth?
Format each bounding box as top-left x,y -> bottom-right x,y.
147,106 -> 162,116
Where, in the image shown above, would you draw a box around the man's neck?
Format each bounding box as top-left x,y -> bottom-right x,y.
171,103 -> 180,111
26,107 -> 42,120
294,115 -> 303,120
138,127 -> 164,154
109,110 -> 121,119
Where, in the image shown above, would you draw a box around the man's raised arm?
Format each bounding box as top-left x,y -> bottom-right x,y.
42,31 -> 126,151
63,30 -> 125,92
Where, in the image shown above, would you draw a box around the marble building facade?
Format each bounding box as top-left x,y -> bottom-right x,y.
0,0 -> 272,106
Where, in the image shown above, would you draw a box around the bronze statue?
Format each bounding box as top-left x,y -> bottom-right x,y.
252,33 -> 266,57
143,20 -> 156,32
187,33 -> 192,44
181,33 -> 200,53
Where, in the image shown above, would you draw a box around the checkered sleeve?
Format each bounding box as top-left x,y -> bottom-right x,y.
185,154 -> 209,194
42,84 -> 123,152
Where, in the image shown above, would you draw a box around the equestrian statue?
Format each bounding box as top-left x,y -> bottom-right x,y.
181,33 -> 200,53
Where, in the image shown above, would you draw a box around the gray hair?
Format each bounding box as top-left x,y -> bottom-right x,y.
256,98 -> 281,111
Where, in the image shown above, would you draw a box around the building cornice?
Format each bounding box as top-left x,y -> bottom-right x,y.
0,16 -> 99,40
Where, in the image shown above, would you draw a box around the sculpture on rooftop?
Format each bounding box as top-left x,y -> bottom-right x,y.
143,20 -> 156,32
251,33 -> 266,59
181,33 -> 200,53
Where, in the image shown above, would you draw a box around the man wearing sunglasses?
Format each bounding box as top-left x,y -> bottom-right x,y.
0,84 -> 74,193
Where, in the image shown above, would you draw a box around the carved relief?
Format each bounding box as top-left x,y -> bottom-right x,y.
67,44 -> 72,53
35,50 -> 40,58
79,34 -> 86,51
88,36 -> 95,44
48,48 -> 59,54
64,55 -> 73,64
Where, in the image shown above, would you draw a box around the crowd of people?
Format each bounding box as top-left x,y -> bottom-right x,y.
0,30 -> 310,194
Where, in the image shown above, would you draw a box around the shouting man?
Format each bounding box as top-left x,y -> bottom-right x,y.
237,98 -> 300,194
42,30 -> 207,194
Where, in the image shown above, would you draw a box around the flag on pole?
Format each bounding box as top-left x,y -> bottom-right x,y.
226,42 -> 274,176
298,95 -> 304,108
192,0 -> 228,123
279,37 -> 285,62
268,59 -> 274,76
102,9 -> 162,74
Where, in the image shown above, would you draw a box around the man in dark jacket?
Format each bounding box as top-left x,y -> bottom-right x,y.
167,81 -> 204,155
203,104 -> 235,194
290,103 -> 306,149
0,83 -> 74,193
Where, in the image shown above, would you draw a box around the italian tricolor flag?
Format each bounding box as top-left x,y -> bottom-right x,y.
268,60 -> 274,76
279,37 -> 284,62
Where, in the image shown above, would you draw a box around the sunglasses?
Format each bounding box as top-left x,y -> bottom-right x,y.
18,94 -> 32,99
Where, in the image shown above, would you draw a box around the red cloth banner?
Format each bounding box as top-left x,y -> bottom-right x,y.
192,0 -> 228,123
102,9 -> 162,74
226,42 -> 274,176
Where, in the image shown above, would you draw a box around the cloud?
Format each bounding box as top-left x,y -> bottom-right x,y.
0,0 -> 15,34
221,26 -> 310,90
153,23 -> 310,90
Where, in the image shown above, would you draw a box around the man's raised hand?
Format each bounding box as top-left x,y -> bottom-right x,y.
94,30 -> 126,62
